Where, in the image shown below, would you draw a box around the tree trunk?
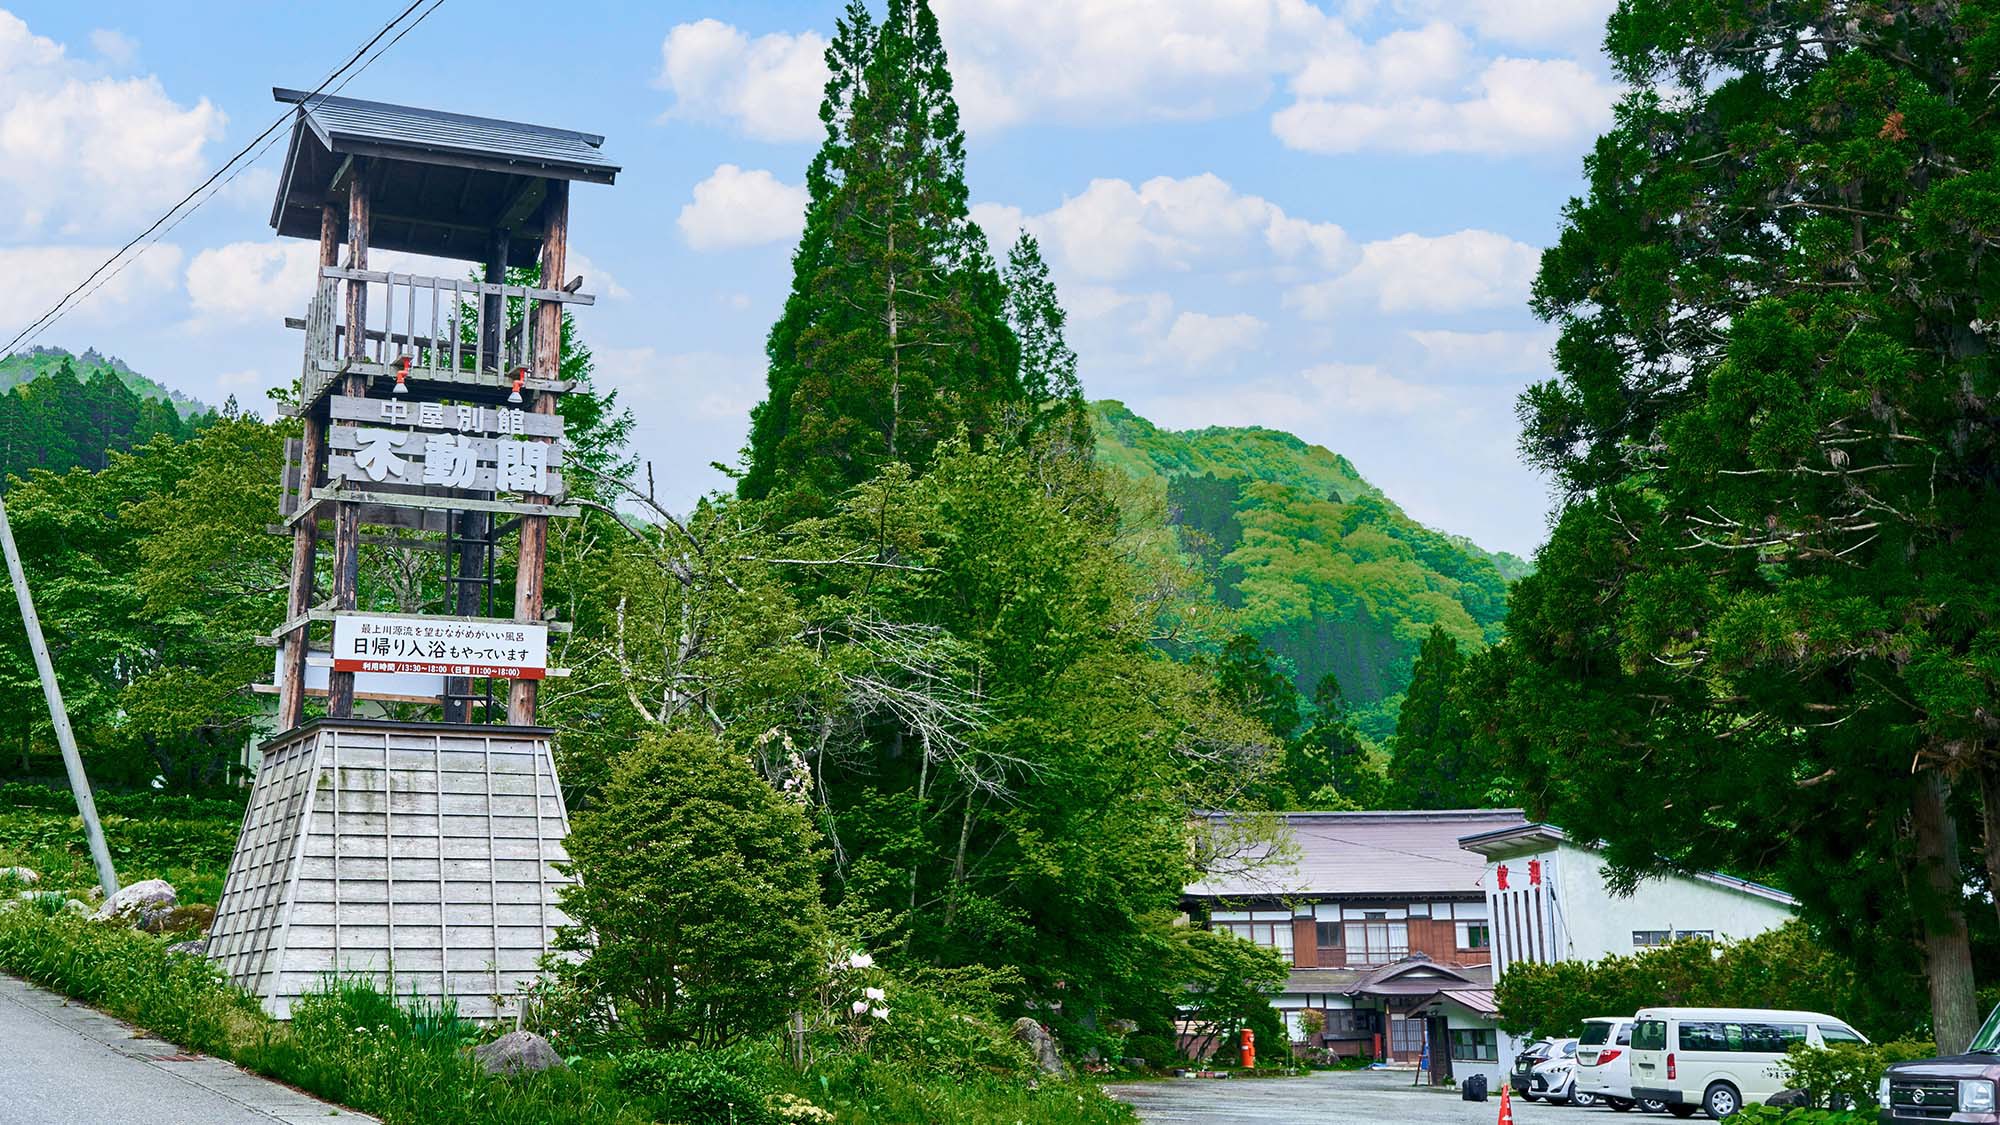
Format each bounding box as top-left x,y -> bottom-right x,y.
886,224 -> 900,459
1911,769 -> 1980,1053
1979,759 -> 2000,935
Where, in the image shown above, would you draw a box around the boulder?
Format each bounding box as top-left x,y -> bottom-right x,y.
140,903 -> 215,936
1012,1017 -> 1067,1077
62,898 -> 90,917
92,879 -> 175,925
473,1030 -> 564,1076
0,866 -> 38,886
1765,1089 -> 1812,1108
165,939 -> 207,957
1105,1018 -> 1138,1036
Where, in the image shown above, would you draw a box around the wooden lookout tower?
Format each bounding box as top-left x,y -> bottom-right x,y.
206,89 -> 618,1018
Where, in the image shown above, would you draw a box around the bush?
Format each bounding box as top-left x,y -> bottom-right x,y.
612,1049 -> 774,1125
554,728 -> 829,1050
1729,1109 -> 1873,1124
1783,1040 -> 1936,1109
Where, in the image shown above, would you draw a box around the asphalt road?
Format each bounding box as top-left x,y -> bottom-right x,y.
0,973 -> 374,1125
1107,1068 -> 1627,1125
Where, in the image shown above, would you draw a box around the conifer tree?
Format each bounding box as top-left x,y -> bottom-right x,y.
741,0 -> 1022,515
1001,231 -> 1090,456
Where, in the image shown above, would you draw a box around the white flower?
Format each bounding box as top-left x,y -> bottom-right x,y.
848,951 -> 875,969
871,1007 -> 889,1021
863,987 -> 886,1001
851,999 -> 869,1015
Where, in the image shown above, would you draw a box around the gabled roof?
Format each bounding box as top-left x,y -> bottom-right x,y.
268,89 -> 617,262
1350,956 -> 1491,997
1456,823 -> 1798,907
1421,988 -> 1499,1017
275,89 -> 618,182
1188,809 -> 1528,899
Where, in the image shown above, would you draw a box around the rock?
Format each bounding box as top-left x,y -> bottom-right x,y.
1120,1057 -> 1148,1069
1765,1089 -> 1811,1108
1106,1018 -> 1138,1036
140,903 -> 215,936
0,866 -> 38,886
472,1031 -> 564,1076
1012,1017 -> 1067,1077
92,879 -> 175,925
62,899 -> 90,916
165,939 -> 208,957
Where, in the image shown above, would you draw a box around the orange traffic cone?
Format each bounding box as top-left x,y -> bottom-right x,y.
1497,1083 -> 1513,1125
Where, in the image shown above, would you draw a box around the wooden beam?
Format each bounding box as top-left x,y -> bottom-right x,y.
510,179 -> 567,726
309,486 -> 578,519
278,202 -> 345,733
328,164 -> 371,719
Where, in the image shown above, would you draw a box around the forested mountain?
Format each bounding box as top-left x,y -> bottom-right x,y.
1092,399 -> 1528,736
0,348 -> 212,485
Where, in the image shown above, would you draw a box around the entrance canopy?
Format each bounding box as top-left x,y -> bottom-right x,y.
268,88 -> 619,264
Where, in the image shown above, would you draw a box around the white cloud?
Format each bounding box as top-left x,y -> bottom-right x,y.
677,165 -> 808,252
657,20 -> 827,142
0,11 -> 223,234
1273,56 -> 1618,154
1287,229 -> 1540,316
183,241 -> 465,329
990,173 -> 1351,283
1301,361 -> 1444,414
932,0 -> 1340,131
1162,311 -> 1265,370
1292,20 -> 1471,98
1399,0 -> 1616,50
88,28 -> 136,67
597,346 -> 763,423
1407,327 -> 1556,375
0,243 -> 183,325
215,368 -> 262,392
564,252 -> 628,299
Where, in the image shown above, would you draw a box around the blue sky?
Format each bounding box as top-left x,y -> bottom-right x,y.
0,0 -> 1620,557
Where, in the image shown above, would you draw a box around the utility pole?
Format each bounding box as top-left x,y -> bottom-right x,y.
0,491 -> 119,898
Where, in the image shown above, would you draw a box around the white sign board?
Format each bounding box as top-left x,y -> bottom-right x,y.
332,614 -> 547,680
324,395 -> 566,497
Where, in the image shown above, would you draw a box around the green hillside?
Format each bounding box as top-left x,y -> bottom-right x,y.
1092,399 -> 1528,736
0,347 -> 207,420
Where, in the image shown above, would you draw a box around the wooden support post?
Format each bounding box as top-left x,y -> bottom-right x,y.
508,182 -> 566,726
328,166 -> 370,718
277,204 -> 343,731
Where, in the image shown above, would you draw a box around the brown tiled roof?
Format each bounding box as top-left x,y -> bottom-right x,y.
1188,809 -> 1527,899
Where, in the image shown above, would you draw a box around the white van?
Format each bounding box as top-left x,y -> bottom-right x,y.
1575,1016 -> 1667,1112
1628,1006 -> 1870,1118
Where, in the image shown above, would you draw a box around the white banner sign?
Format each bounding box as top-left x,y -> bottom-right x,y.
332,614 -> 547,680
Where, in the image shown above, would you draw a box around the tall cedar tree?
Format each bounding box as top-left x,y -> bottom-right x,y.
741,0 -> 1022,516
1001,231 -> 1091,456
1494,2 -> 2000,1049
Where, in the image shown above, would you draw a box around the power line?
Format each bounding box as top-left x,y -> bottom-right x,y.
2,0 -> 445,356
37,0 -> 449,349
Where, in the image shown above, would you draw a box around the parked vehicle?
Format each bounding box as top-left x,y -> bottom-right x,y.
1513,1037 -> 1581,1103
1629,1006 -> 1869,1119
1877,1002 -> 2000,1123
1577,1016 -> 1670,1113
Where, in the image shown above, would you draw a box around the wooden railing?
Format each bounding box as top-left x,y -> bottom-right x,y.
297,267 -> 594,407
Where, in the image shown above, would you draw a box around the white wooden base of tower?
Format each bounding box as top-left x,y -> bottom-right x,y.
206,719 -> 573,1020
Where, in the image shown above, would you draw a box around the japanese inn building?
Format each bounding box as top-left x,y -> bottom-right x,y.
1183,810 -> 1800,1090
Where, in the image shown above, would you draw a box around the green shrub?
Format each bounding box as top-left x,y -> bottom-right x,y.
612,1049 -> 774,1125
554,728 -> 829,1050
1730,1108 -> 1873,1124
1783,1040 -> 1936,1110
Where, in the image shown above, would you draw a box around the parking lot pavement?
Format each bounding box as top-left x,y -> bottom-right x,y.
1106,1068 -> 1623,1125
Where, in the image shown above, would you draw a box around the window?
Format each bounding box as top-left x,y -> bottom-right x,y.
1456,922 -> 1491,950
1632,1020 -> 1668,1051
1579,1021 -> 1615,1047
1450,1028 -> 1498,1062
1678,1021 -> 1808,1053
1819,1024 -> 1865,1045
1315,920 -> 1342,955
1390,1016 -> 1426,1056
1220,921 -> 1294,958
1348,913 -> 1410,965
1321,1008 -> 1380,1036
1634,928 -> 1718,947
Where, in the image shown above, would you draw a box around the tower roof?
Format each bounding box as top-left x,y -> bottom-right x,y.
269,88 -> 618,262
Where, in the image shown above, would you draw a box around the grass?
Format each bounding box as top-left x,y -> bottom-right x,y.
0,780 -> 1138,1125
